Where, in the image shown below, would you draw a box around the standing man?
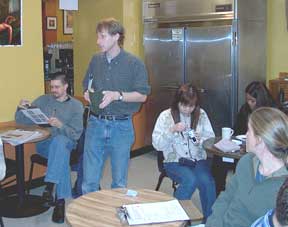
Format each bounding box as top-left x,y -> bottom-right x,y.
82,18 -> 150,194
15,73 -> 83,223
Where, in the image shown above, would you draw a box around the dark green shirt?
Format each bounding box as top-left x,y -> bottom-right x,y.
82,49 -> 150,116
206,153 -> 288,227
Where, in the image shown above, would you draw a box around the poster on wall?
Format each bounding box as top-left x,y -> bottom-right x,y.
0,0 -> 22,46
63,10 -> 73,35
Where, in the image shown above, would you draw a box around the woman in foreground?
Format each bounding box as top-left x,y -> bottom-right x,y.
205,107 -> 288,227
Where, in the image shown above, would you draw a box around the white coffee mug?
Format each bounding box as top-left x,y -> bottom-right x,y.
222,127 -> 234,140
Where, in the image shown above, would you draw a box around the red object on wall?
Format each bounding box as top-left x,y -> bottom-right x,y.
42,0 -> 57,46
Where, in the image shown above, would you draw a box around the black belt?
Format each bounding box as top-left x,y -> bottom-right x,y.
90,112 -> 130,121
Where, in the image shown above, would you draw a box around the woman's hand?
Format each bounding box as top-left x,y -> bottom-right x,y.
170,122 -> 186,133
194,131 -> 201,145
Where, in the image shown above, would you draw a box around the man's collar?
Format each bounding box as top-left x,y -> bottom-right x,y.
55,95 -> 70,102
104,48 -> 123,62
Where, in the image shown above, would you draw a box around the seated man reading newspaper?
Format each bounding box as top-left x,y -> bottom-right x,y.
15,72 -> 83,223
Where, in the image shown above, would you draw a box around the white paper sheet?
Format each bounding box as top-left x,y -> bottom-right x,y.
0,138 -> 6,180
123,199 -> 189,225
21,108 -> 49,124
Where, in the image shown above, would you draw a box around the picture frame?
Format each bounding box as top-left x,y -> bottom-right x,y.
0,0 -> 22,46
63,10 -> 73,34
46,16 -> 57,30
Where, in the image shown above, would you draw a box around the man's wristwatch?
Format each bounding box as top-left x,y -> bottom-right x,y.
118,91 -> 123,101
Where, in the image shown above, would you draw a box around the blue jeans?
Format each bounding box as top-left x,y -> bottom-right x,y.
164,160 -> 216,219
82,116 -> 134,194
36,135 -> 75,199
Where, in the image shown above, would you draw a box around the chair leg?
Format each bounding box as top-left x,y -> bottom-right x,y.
26,162 -> 35,194
155,173 -> 166,191
172,181 -> 177,192
0,216 -> 4,227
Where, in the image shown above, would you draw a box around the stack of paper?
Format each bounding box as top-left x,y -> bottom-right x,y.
0,130 -> 42,146
123,199 -> 189,225
214,138 -> 240,153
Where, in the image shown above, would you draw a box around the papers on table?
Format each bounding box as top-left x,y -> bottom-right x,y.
20,108 -> 49,124
0,129 -> 42,146
214,138 -> 241,153
122,199 -> 189,225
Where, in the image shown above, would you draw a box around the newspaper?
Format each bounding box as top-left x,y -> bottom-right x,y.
0,129 -> 42,146
0,138 -> 6,180
20,108 -> 49,124
122,199 -> 189,225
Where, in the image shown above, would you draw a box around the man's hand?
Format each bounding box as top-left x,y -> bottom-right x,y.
48,117 -> 63,128
18,99 -> 31,109
84,91 -> 91,103
170,122 -> 186,133
99,91 -> 120,109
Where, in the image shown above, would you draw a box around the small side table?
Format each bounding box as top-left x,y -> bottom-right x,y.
0,125 -> 50,218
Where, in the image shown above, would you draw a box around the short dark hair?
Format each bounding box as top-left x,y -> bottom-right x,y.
96,18 -> 125,47
50,72 -> 68,85
276,177 -> 288,225
171,83 -> 201,130
245,81 -> 276,109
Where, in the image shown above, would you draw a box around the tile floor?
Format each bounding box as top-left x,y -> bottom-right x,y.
2,151 -> 203,226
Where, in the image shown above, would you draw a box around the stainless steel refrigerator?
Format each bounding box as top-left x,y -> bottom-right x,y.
143,0 -> 266,144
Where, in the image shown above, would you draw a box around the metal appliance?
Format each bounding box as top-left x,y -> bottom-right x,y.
143,0 -> 266,143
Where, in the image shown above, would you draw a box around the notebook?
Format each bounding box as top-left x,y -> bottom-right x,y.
89,91 -> 103,114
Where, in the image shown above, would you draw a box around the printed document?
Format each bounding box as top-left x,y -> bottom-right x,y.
0,129 -> 42,146
21,108 -> 49,124
123,199 -> 189,225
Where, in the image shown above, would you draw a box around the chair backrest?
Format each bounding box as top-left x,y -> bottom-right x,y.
157,151 -> 165,173
70,105 -> 90,165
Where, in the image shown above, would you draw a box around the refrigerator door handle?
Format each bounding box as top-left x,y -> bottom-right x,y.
198,88 -> 206,93
160,85 -> 179,90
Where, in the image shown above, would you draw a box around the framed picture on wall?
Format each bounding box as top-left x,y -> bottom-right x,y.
63,10 -> 73,34
46,16 -> 57,30
0,0 -> 22,46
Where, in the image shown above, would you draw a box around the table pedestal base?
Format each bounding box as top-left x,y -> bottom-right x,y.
0,195 -> 50,218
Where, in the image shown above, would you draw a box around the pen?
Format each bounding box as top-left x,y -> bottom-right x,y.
52,109 -> 56,117
121,206 -> 130,219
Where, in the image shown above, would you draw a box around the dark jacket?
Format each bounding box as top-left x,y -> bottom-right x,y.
233,103 -> 251,135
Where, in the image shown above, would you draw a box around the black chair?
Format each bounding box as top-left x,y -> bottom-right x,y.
0,158 -> 17,189
155,151 -> 177,192
26,106 -> 89,194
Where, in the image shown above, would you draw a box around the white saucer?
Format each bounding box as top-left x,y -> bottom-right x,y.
232,139 -> 242,146
236,135 -> 246,141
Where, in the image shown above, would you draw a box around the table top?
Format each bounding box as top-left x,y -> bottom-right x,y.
66,188 -> 203,227
0,124 -> 50,145
203,137 -> 246,160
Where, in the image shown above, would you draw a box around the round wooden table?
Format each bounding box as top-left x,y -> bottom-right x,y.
0,124 -> 50,217
203,137 -> 246,195
203,137 -> 246,160
66,188 -> 203,227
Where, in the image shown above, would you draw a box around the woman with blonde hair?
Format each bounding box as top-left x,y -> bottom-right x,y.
205,107 -> 288,227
